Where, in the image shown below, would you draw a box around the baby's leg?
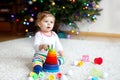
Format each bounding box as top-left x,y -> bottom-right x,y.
32,53 -> 46,74
57,56 -> 64,65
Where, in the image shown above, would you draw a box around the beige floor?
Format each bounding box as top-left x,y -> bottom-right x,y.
0,36 -> 120,80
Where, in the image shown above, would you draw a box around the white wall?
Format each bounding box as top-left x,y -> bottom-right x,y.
60,0 -> 120,34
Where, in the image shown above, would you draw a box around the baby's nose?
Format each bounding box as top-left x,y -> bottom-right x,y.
47,22 -> 51,25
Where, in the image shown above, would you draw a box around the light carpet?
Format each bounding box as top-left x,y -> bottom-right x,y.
0,37 -> 120,80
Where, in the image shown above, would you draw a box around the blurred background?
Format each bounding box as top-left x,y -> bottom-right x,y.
0,0 -> 120,41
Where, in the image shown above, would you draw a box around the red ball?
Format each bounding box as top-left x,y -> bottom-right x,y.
94,57 -> 103,65
56,72 -> 62,78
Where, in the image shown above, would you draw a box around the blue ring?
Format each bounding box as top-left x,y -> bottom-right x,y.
43,68 -> 59,72
43,63 -> 59,70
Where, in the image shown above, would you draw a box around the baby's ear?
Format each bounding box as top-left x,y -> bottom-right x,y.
38,24 -> 41,27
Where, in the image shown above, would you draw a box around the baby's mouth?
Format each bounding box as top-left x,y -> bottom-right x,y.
47,27 -> 51,29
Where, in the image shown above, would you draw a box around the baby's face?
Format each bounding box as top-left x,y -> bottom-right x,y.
39,16 -> 55,32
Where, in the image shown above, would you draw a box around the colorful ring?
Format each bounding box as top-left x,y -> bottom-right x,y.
43,63 -> 59,70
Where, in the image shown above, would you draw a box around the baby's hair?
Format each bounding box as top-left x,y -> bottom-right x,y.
35,11 -> 55,27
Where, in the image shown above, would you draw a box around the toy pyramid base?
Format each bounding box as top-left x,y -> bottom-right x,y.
43,63 -> 60,72
43,68 -> 59,72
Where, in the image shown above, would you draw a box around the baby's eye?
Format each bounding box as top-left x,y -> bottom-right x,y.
50,21 -> 53,23
45,21 -> 48,22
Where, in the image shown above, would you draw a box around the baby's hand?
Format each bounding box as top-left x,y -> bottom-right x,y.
58,51 -> 64,57
39,44 -> 49,51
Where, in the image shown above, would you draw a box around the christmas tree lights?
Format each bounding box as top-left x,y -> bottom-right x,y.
10,0 -> 102,33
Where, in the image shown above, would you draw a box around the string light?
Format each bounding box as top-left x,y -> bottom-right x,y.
71,29 -> 75,33
72,0 -> 76,2
87,14 -> 90,16
29,17 -> 34,22
67,34 -> 71,39
21,10 -> 24,13
62,6 -> 65,9
28,1 -> 33,5
32,0 -> 37,2
24,7 -> 28,11
15,19 -> 19,22
39,0 -> 43,3
11,14 -> 14,18
25,29 -> 28,32
24,19 -> 27,21
52,2 -> 55,6
23,21 -> 26,25
31,13 -> 34,17
34,6 -> 38,10
22,21 -> 29,25
95,4 -> 99,8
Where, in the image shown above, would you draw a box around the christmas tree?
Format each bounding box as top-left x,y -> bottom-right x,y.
10,0 -> 102,34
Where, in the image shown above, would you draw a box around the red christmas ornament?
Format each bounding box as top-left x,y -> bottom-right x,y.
16,19 -> 19,22
94,57 -> 103,65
